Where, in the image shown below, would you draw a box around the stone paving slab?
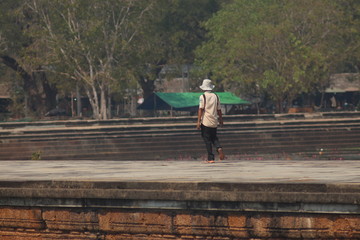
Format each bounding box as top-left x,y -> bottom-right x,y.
0,159 -> 360,183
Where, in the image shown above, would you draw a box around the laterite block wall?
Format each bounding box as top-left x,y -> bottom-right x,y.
1,207 -> 360,239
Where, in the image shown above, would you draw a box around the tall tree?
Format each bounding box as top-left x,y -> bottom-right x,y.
27,0 -> 154,119
196,0 -> 344,112
0,0 -> 57,118
335,0 -> 360,73
132,0 -> 223,101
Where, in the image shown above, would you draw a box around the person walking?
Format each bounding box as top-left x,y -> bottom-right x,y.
196,79 -> 225,163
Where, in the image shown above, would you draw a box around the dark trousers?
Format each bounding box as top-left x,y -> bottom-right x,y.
201,124 -> 222,160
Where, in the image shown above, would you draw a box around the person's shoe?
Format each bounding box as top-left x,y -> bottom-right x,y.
206,160 -> 215,163
218,148 -> 225,160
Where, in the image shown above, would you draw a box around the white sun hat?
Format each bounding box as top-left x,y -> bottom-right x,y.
200,79 -> 215,91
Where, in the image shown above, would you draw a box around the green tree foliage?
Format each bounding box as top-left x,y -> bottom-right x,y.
335,0 -> 360,73
196,0 -> 345,112
2,0 -> 358,118
27,0 -> 154,119
131,0 -> 223,101
2,0 -> 222,119
0,0 -> 57,118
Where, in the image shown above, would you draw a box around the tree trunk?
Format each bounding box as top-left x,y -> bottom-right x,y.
107,85 -> 112,119
139,76 -> 155,100
85,84 -> 100,119
76,84 -> 82,117
255,102 -> 260,115
138,76 -> 156,117
42,77 -> 58,112
34,69 -> 58,116
137,61 -> 166,117
1,55 -> 32,117
276,99 -> 283,113
0,55 -> 50,118
100,85 -> 107,120
138,60 -> 166,100
319,92 -> 325,108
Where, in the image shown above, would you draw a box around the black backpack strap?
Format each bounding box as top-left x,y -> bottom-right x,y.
202,94 -> 206,109
202,93 -> 219,109
214,93 -> 219,107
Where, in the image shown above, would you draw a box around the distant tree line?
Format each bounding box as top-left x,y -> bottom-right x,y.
0,0 -> 359,119
196,0 -> 360,112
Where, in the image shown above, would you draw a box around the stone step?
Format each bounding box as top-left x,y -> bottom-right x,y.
0,128 -> 358,160
1,114 -> 359,160
1,111 -> 360,129
1,120 -> 360,142
1,128 -> 358,148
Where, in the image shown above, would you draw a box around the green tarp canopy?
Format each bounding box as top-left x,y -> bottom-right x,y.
137,92 -> 250,111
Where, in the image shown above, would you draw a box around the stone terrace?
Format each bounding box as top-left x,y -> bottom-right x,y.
0,111 -> 360,160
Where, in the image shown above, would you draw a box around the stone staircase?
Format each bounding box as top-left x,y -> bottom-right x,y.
0,112 -> 360,160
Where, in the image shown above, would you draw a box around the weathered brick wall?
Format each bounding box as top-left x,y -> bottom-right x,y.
1,206 -> 360,239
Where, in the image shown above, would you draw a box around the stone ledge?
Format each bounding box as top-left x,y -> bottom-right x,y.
0,181 -> 359,214
1,180 -> 360,192
1,111 -> 360,130
1,188 -> 360,204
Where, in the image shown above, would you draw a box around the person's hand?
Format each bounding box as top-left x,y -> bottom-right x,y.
219,121 -> 223,127
196,122 -> 201,130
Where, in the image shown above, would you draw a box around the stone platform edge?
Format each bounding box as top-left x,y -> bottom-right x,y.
0,180 -> 359,214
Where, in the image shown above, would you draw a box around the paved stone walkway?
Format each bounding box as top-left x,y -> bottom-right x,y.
0,159 -> 360,183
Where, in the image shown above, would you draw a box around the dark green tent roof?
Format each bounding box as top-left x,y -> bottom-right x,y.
137,92 -> 250,111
